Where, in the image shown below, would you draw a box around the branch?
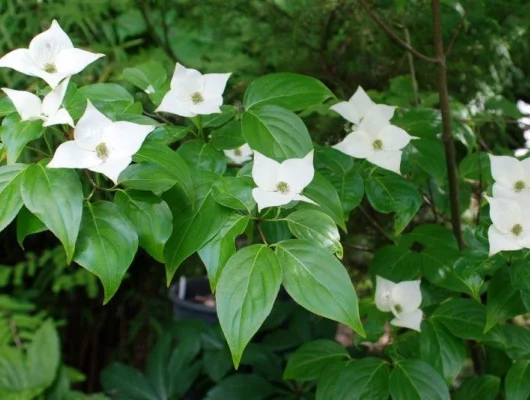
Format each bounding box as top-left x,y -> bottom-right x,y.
359,206 -> 393,243
445,8 -> 468,58
404,27 -> 420,106
432,0 -> 465,249
359,0 -> 440,64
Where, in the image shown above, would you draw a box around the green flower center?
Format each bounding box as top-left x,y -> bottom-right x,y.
191,92 -> 204,104
515,180 -> 525,192
95,142 -> 109,160
234,148 -> 242,156
373,139 -> 383,151
394,304 -> 403,313
512,224 -> 523,236
276,181 -> 289,193
44,63 -> 57,73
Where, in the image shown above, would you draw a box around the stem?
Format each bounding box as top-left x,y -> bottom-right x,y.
404,27 -> 420,106
359,206 -> 393,243
9,318 -> 22,348
445,8 -> 468,58
359,0 -> 439,63
432,0 -> 464,249
257,222 -> 268,245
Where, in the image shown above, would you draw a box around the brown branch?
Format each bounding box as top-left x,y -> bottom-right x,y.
359,0 -> 439,64
404,27 -> 420,106
432,0 -> 464,249
445,8 -> 468,58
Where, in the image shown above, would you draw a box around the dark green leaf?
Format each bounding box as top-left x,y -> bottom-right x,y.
459,152 -> 492,182
409,139 -> 447,184
27,320 -> 60,388
0,118 -> 43,164
177,139 -> 227,174
201,105 -> 237,129
211,120 -> 245,150
432,299 -> 486,340
0,164 -> 27,233
100,363 -> 158,400
122,61 -> 167,92
370,245 -> 421,281
78,83 -> 134,103
16,207 -> 46,248
389,359 -> 449,400
505,360 -> 530,400
453,375 -> 500,400
205,374 -> 277,400
212,176 -> 256,214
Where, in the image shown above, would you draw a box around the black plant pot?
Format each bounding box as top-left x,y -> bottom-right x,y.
168,276 -> 218,324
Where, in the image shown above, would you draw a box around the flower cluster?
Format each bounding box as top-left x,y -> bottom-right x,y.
331,87 -> 416,174
375,276 -> 423,331
487,155 -> 530,255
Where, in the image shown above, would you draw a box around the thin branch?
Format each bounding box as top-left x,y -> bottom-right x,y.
359,206 -> 393,243
9,319 -> 22,348
257,222 -> 268,245
404,26 -> 420,106
432,0 -> 465,249
358,0 -> 440,63
445,8 -> 468,58
426,181 -> 439,222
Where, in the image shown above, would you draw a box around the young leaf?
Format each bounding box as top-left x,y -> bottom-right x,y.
276,240 -> 364,335
243,73 -> 334,111
453,375 -> 500,400
0,164 -> 27,233
241,105 -> 312,159
0,119 -> 43,164
285,209 -> 343,258
21,164 -> 83,263
217,245 -> 281,367
198,214 -> 249,292
283,339 -> 349,381
316,358 -> 390,400
505,360 -> 530,400
74,201 -> 139,303
114,190 -> 173,263
212,176 -> 256,214
389,360 -> 450,400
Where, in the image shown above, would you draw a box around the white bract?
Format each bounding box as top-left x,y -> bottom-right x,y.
0,20 -> 104,89
251,150 -> 316,212
224,144 -> 253,164
489,154 -> 530,201
333,109 -> 415,174
375,276 -> 423,332
2,78 -> 73,127
486,196 -> 530,255
157,63 -> 231,117
48,101 -> 155,183
330,86 -> 395,125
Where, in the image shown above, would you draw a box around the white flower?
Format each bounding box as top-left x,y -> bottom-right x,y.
333,109 -> 415,174
375,276 -> 423,332
489,155 -> 530,202
251,150 -> 316,212
156,63 -> 231,117
486,196 -> 530,255
224,144 -> 253,164
48,101 -> 155,183
330,86 -> 395,125
2,78 -> 73,127
0,20 -> 104,89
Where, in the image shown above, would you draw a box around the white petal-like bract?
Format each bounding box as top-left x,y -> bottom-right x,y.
224,144 -> 253,164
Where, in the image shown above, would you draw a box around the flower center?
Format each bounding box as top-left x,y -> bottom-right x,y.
276,181 -> 290,193
394,304 -> 403,313
512,224 -> 523,236
44,62 -> 57,73
95,142 -> 109,160
191,92 -> 204,104
514,180 -> 525,192
373,139 -> 383,151
234,148 -> 242,156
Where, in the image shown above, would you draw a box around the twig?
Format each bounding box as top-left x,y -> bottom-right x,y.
358,0 -> 440,63
359,206 -> 393,243
257,222 -> 268,245
404,27 -> 420,106
9,319 -> 22,348
432,0 -> 464,249
346,243 -> 374,252
426,181 -> 439,222
445,8 -> 468,58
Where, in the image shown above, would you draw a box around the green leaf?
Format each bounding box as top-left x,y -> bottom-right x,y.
163,174 -> 232,283
145,335 -> 171,399
114,190 -> 173,263
283,339 -> 349,381
122,61 -> 167,92
201,105 -> 237,129
74,201 -> 138,303
217,245 -> 281,367
211,120 -> 245,150
276,240 -> 364,335
505,360 -> 530,400
453,375 -> 500,400
0,97 -> 15,116
389,360 -> 450,400
285,209 -> 342,258
119,162 -> 179,193
0,119 -> 43,164
100,363 -> 158,400
78,83 -> 134,103
459,152 -> 492,182
503,325 -> 530,359
203,348 -> 233,382
241,105 -> 312,159
316,358 -> 389,400
432,299 -> 486,340
132,141 -> 194,200
409,139 -> 447,185
370,245 -> 420,281
393,108 -> 442,140
16,207 -> 46,248
365,174 -> 422,235
205,374 -> 277,400
177,139 -> 227,174
485,265 -> 526,332
244,73 -> 334,111
198,215 -> 249,292
419,320 -> 466,383
299,172 -> 346,231
21,164 -> 83,263
0,164 -> 27,233
27,320 -> 60,388
212,176 -> 256,214
146,125 -> 191,145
